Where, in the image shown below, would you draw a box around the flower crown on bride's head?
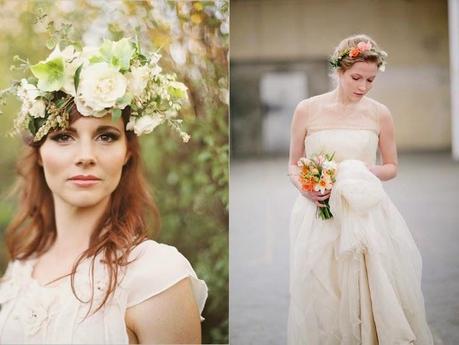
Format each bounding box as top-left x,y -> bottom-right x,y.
0,37 -> 190,142
329,41 -> 388,72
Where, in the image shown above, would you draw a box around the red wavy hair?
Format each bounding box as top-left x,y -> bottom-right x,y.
5,106 -> 160,313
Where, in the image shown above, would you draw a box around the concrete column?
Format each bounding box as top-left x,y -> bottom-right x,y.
449,0 -> 459,160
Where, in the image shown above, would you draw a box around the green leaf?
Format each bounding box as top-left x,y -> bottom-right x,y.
112,108 -> 122,121
30,57 -> 64,92
74,64 -> 83,93
28,117 -> 46,135
116,93 -> 133,107
28,118 -> 36,135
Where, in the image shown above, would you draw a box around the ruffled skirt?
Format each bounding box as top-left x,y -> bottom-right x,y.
288,193 -> 433,345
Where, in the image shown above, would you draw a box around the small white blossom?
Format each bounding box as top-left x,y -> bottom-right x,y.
126,115 -> 163,135
29,100 -> 46,118
126,65 -> 151,97
17,79 -> 42,103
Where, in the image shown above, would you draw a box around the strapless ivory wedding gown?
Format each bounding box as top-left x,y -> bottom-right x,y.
288,103 -> 433,345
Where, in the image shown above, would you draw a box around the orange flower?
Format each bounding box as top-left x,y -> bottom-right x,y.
349,47 -> 361,58
301,180 -> 314,192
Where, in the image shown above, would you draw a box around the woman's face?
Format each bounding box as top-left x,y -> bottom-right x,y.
39,115 -> 130,209
338,61 -> 378,102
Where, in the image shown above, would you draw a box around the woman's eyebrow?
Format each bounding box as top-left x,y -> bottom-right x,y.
352,73 -> 376,78
61,127 -> 77,133
95,125 -> 122,134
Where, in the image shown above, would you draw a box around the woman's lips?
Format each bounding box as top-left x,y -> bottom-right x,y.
354,92 -> 364,96
68,175 -> 101,187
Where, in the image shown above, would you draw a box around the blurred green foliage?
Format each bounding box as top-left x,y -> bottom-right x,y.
0,1 -> 228,343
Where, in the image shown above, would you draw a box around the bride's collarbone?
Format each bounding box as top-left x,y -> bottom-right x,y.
32,254 -> 80,286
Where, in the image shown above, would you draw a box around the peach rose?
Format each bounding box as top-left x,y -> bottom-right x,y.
349,47 -> 361,58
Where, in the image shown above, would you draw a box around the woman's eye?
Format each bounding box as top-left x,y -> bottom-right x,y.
367,79 -> 374,83
50,133 -> 73,143
352,77 -> 359,81
98,132 -> 120,143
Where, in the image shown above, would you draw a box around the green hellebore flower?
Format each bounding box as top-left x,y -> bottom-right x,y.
99,38 -> 135,71
30,57 -> 65,92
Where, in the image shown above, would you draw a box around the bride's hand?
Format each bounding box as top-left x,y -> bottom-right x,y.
302,189 -> 331,208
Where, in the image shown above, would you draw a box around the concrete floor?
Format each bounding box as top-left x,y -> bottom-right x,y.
230,152 -> 459,345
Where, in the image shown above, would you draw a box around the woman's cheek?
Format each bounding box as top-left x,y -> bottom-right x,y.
40,146 -> 70,185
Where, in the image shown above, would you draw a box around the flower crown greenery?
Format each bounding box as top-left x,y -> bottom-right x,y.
0,36 -> 190,142
328,41 -> 388,72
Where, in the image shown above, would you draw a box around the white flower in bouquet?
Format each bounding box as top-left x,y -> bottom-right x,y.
29,100 -> 46,118
77,62 -> 127,114
17,79 -> 42,104
322,160 -> 337,171
314,175 -> 333,194
126,65 -> 151,96
126,114 -> 163,136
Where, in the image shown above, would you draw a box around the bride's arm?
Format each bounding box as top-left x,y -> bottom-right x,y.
125,277 -> 201,344
288,100 -> 308,187
369,106 -> 399,181
288,100 -> 330,206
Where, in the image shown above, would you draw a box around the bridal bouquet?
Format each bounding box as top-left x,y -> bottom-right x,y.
297,152 -> 337,220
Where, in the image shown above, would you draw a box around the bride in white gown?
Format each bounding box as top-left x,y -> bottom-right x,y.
287,34 -> 433,345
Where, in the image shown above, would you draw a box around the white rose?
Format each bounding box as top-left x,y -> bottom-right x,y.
126,65 -> 151,96
29,100 -> 46,118
77,62 -> 127,113
126,115 -> 163,136
74,96 -> 109,117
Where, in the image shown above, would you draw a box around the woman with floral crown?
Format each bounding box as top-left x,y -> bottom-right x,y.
0,36 -> 207,344
287,34 -> 433,344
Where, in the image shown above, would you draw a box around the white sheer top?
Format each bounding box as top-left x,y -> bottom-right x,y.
0,240 -> 208,344
302,92 -> 386,165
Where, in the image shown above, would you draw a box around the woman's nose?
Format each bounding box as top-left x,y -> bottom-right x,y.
357,81 -> 366,90
75,142 -> 96,168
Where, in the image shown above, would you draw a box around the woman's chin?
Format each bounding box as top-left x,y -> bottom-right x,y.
59,193 -> 110,209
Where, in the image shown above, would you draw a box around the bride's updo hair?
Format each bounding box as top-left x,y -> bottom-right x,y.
329,34 -> 387,72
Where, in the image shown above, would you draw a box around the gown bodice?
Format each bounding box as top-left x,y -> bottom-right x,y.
302,95 -> 382,165
305,129 -> 379,165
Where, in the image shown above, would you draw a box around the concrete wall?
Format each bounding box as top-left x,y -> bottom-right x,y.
231,0 -> 451,151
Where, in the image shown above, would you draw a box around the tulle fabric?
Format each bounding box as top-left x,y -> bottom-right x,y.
288,128 -> 433,344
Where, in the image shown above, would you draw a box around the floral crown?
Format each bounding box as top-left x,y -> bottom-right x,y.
0,37 -> 190,142
329,41 -> 388,72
